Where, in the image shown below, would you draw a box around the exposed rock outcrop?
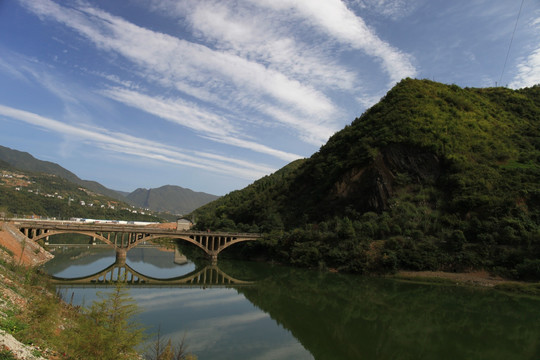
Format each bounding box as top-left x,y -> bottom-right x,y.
330,144 -> 442,212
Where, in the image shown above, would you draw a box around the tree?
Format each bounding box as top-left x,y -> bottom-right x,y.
145,328 -> 198,360
69,281 -> 145,360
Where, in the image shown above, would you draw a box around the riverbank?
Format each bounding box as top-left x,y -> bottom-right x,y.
394,270 -> 540,296
395,270 -> 509,287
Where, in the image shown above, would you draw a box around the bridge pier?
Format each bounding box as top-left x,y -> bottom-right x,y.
116,248 -> 127,265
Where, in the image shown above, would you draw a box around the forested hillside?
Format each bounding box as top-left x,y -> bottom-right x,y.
0,164 -> 162,222
192,79 -> 540,279
0,145 -> 126,201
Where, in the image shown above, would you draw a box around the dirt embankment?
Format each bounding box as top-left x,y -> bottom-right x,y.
0,222 -> 53,267
0,223 -> 55,359
145,222 -> 177,229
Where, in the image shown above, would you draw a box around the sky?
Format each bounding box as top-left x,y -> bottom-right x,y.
0,0 -> 539,196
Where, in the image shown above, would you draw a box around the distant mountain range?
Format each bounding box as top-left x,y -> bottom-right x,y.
126,185 -> 219,215
0,145 -> 218,215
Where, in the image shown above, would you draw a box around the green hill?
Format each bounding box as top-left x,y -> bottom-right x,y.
192,79 -> 540,279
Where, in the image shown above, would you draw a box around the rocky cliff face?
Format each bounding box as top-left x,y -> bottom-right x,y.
330,145 -> 442,212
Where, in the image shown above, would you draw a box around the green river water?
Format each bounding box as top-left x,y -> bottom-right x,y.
41,245 -> 540,360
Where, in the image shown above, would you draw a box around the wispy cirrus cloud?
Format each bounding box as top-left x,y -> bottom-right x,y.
179,1 -> 358,90
510,47 -> 540,89
347,0 -> 420,20
100,87 -> 302,162
247,0 -> 417,84
19,0 -> 339,147
509,16 -> 540,89
12,0 -> 419,191
0,104 -> 275,180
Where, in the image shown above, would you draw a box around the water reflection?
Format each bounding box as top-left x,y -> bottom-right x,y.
45,246 -> 253,287
238,266 -> 540,360
42,246 -> 540,360
45,247 -> 310,360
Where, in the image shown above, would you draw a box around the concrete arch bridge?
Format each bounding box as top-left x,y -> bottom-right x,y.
13,220 -> 261,262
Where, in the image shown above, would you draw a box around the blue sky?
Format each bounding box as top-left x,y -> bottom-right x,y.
0,0 -> 539,196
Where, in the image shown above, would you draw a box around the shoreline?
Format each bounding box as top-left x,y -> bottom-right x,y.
394,270 -> 512,287
392,270 -> 540,297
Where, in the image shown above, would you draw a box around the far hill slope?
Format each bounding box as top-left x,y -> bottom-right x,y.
0,145 -> 125,201
0,162 -> 163,222
193,79 -> 540,278
126,185 -> 219,215
0,145 -> 219,215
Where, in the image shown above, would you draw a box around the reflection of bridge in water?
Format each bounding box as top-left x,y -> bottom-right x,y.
13,220 -> 261,262
49,255 -> 254,287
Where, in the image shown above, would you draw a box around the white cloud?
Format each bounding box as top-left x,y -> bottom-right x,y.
0,104 -> 276,180
100,87 -> 303,161
0,54 -> 30,82
510,47 -> 540,89
185,1 -> 357,90
19,0 -> 339,145
348,0 -> 419,19
101,87 -> 236,138
509,15 -> 540,89
248,0 -> 417,84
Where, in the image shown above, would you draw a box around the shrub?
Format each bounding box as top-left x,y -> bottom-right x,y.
516,259 -> 540,280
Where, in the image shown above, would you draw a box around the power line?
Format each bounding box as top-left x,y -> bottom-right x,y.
498,0 -> 525,86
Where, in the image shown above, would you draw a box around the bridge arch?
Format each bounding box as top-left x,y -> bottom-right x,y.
126,234 -> 208,253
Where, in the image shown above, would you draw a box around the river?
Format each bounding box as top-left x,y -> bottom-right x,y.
41,244 -> 540,360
